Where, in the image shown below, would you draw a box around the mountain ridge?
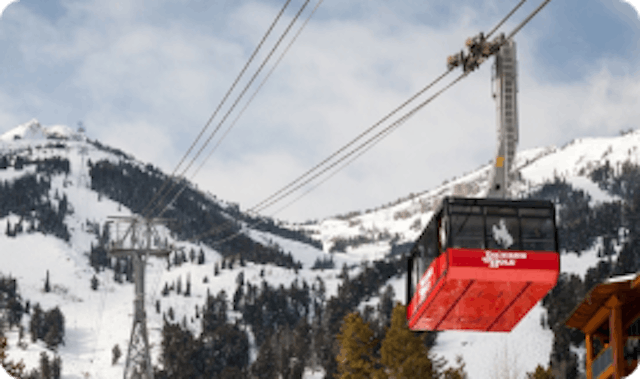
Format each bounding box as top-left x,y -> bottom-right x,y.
1,119 -> 639,378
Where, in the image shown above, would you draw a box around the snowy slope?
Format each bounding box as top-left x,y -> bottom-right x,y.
294,130 -> 640,378
0,120 -> 337,378
2,120 -> 640,378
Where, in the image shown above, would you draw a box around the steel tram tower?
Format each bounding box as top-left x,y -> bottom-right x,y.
447,33 -> 519,198
107,216 -> 174,379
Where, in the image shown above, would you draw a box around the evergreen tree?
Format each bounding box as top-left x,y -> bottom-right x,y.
197,249 -> 205,265
51,355 -> 62,379
336,312 -> 383,379
112,344 -> 122,365
380,303 -> 440,379
40,352 -> 51,379
43,306 -> 65,349
251,339 -> 278,379
91,275 -> 99,291
44,270 -> 51,293
526,364 -> 554,379
441,356 -> 467,379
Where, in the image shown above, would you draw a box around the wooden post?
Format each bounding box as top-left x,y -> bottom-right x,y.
609,295 -> 624,379
586,333 -> 593,379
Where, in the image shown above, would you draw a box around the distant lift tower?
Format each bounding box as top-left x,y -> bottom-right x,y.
447,33 -> 519,198
107,216 -> 174,379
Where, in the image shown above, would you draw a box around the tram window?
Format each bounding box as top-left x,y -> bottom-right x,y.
450,205 -> 482,214
486,216 -> 520,250
486,206 -> 517,216
450,214 -> 485,249
521,217 -> 555,251
520,208 -> 551,217
410,251 -> 419,298
439,216 -> 449,252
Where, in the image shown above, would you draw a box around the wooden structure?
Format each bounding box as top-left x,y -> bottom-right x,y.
565,273 -> 640,379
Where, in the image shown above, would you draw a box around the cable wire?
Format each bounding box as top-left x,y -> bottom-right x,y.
252,68 -> 454,212
155,0 -> 325,219
255,71 -> 469,214
506,0 -> 551,40
140,0 -> 293,218
146,0 -> 312,218
187,71 -> 467,244
178,0 -> 553,245
486,0 -> 528,39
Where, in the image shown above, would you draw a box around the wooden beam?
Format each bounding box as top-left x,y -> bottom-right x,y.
585,306 -> 612,335
633,274 -> 640,289
610,299 -> 624,379
586,333 -> 593,379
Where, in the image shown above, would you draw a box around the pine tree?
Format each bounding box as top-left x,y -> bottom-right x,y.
526,364 -> 554,379
43,306 -> 65,349
91,275 -> 99,291
40,351 -> 51,379
251,339 -> 278,379
336,312 -> 383,379
380,303 -> 440,379
51,355 -> 62,379
441,356 -> 467,379
185,274 -> 191,297
44,270 -> 51,293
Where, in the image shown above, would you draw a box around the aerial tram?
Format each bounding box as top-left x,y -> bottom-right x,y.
406,24 -> 560,332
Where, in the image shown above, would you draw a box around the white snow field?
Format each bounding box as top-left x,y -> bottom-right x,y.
1,120 -> 639,377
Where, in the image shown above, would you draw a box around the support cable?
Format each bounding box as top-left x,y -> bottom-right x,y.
146,0 -> 312,218
187,71 -> 467,244
486,0 -> 528,39
154,0 -> 325,219
183,0 -> 553,245
140,0 -> 293,218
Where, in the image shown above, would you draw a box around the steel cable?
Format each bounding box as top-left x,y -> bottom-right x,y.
140,0 -> 293,218
146,0 -> 312,219
155,0 -> 325,219
183,0 -> 553,245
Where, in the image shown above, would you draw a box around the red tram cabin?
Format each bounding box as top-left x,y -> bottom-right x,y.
406,197 -> 560,332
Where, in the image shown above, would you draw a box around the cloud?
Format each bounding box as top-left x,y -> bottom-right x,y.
621,0 -> 640,20
0,0 -> 18,17
0,0 -> 638,222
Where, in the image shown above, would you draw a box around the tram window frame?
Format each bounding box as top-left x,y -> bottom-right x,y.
520,216 -> 557,251
408,211 -> 439,301
443,201 -> 556,253
450,212 -> 486,249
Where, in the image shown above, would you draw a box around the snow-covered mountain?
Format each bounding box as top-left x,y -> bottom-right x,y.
1,119 -> 639,378
0,119 -> 80,143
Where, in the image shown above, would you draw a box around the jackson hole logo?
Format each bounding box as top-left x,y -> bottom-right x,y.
492,219 -> 514,249
482,251 -> 527,268
419,267 -> 435,303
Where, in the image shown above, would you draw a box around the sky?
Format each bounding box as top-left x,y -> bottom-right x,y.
0,0 -> 639,223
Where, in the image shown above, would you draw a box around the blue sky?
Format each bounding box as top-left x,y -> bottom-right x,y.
0,0 -> 639,222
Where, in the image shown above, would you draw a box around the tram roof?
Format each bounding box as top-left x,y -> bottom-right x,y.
441,196 -> 555,210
